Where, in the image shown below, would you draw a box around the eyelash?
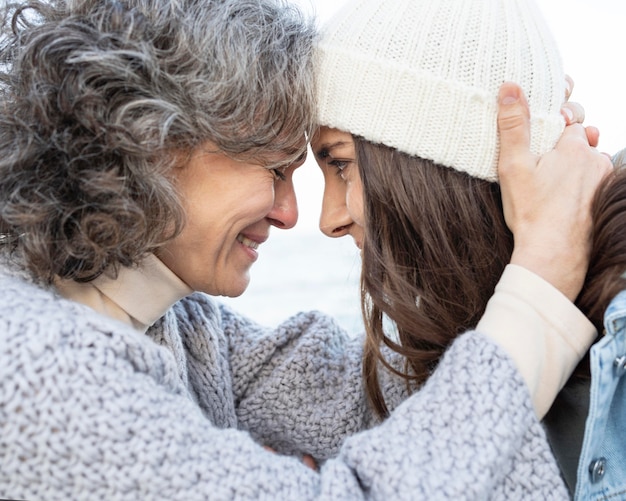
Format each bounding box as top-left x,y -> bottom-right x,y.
329,159 -> 349,177
329,159 -> 348,170
318,149 -> 350,177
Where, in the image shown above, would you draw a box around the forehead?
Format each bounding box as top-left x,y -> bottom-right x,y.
312,126 -> 351,144
311,126 -> 354,155
252,134 -> 308,169
187,135 -> 307,171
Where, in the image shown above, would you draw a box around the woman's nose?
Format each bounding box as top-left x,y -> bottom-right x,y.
267,174 -> 299,229
319,183 -> 352,238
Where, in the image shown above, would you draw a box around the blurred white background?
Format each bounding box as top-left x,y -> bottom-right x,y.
221,0 -> 626,332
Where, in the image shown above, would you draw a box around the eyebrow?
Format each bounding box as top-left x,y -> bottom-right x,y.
264,150 -> 307,170
314,141 -> 349,159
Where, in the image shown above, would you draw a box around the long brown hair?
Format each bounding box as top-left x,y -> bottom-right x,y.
577,160 -> 626,330
357,135 -> 626,418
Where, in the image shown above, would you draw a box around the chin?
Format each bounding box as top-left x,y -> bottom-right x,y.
217,277 -> 250,298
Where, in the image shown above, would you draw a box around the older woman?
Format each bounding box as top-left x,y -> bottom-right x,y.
0,0 -> 610,499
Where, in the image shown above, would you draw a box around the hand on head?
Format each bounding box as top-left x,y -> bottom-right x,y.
496,81 -> 614,301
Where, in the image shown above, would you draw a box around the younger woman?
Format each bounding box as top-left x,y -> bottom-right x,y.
0,0 -> 610,498
313,0 -> 615,497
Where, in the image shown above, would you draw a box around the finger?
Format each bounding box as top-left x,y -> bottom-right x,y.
560,101 -> 585,125
564,74 -> 574,101
585,126 -> 600,148
497,82 -> 533,177
555,122 -> 589,147
557,124 -> 613,177
554,121 -> 595,147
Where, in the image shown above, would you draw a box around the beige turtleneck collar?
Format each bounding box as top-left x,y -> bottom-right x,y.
54,254 -> 192,332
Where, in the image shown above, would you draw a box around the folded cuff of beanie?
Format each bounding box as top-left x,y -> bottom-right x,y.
315,47 -> 565,182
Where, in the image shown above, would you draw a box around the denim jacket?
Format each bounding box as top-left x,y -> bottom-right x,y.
575,289 -> 626,500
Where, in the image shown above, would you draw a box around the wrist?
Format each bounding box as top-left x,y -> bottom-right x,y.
509,244 -> 587,302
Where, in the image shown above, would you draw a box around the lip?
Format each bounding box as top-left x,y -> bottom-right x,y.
242,232 -> 268,245
236,232 -> 268,261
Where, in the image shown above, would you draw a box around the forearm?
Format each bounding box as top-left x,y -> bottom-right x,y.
476,264 -> 596,418
232,309 -> 377,459
323,331 -> 568,499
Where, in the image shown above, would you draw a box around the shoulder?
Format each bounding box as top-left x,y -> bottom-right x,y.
0,264 -> 179,387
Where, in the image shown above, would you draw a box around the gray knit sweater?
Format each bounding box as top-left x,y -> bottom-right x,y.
0,262 -> 569,500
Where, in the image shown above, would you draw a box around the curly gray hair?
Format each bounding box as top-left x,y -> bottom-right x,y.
0,0 -> 316,282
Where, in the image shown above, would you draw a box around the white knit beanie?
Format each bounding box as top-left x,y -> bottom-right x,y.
314,0 -> 565,182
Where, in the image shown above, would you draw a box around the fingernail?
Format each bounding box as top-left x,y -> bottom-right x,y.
561,107 -> 574,124
565,76 -> 573,96
501,95 -> 518,105
500,89 -> 519,105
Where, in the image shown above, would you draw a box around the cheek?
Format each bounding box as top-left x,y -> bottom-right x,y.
258,182 -> 277,212
322,172 -> 346,206
235,177 -> 276,219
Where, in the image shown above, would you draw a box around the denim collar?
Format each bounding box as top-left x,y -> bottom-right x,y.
603,289 -> 626,338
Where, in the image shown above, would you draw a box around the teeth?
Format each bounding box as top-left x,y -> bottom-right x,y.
237,234 -> 259,250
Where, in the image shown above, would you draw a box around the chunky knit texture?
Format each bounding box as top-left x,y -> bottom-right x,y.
315,0 -> 565,181
0,261 -> 569,500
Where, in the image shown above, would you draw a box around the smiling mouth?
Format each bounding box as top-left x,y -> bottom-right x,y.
237,234 -> 259,250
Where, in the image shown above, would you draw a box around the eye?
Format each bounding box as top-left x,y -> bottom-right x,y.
329,159 -> 350,178
329,159 -> 348,170
271,167 -> 287,181
315,147 -> 353,179
294,151 -> 307,165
